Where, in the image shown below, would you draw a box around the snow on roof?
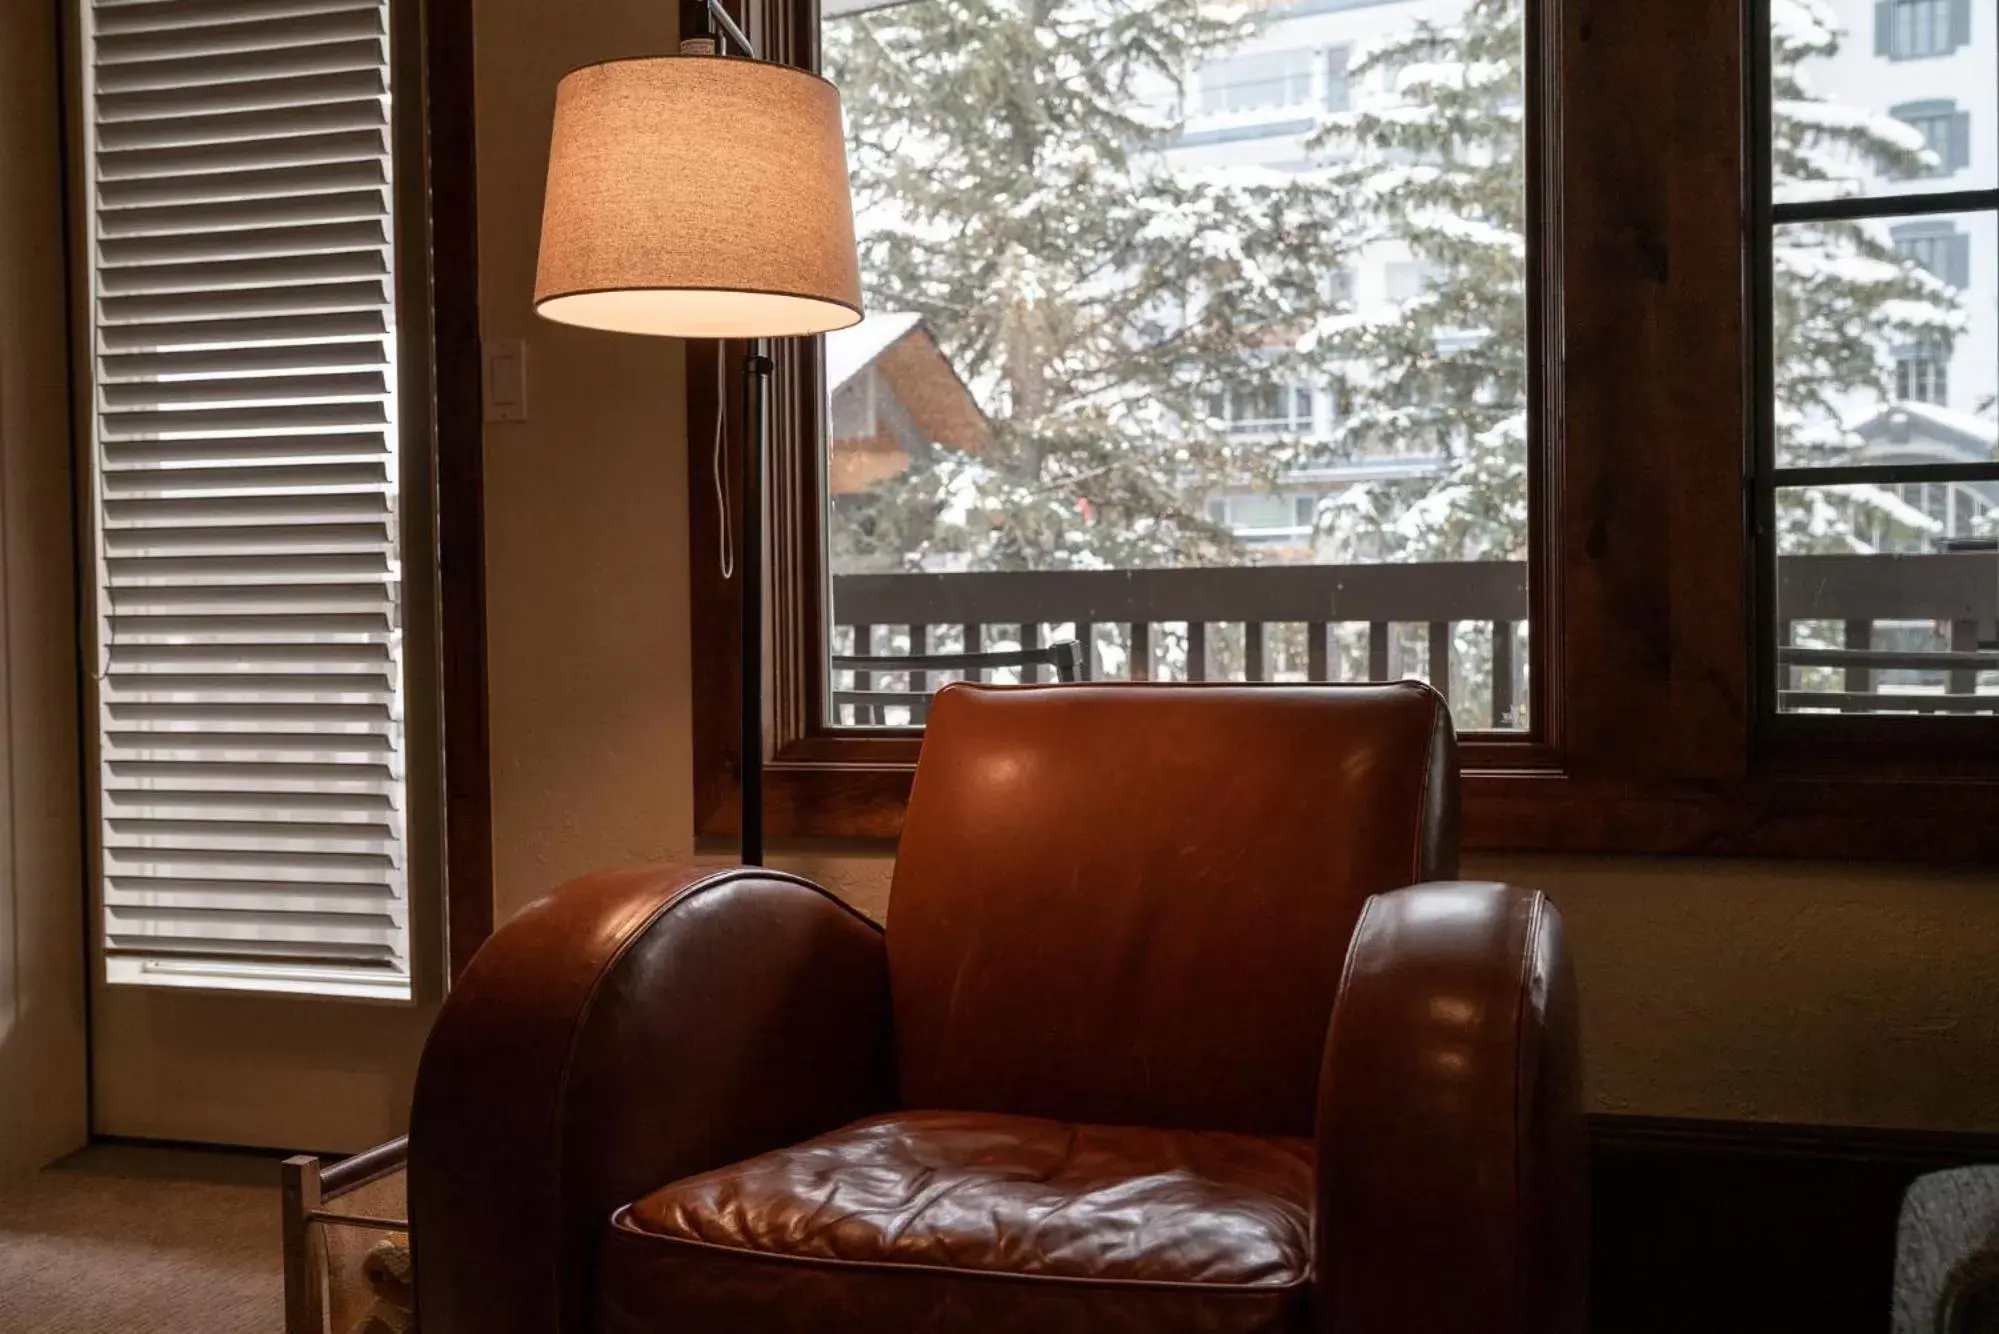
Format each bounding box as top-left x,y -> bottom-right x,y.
825,311 -> 924,393
1857,400 -> 1999,453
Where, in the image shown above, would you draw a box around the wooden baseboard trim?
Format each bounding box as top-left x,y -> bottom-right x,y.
1588,1112 -> 1999,1166
1587,1113 -> 1999,1334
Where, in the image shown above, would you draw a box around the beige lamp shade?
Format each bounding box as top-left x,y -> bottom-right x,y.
534,56 -> 863,338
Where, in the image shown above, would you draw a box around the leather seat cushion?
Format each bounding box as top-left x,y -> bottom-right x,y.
597,1109 -> 1314,1334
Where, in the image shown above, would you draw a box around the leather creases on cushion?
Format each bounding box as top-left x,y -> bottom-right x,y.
623,1110 -> 1314,1287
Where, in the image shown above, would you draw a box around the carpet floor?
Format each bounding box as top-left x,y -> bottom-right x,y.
0,1143 -> 283,1333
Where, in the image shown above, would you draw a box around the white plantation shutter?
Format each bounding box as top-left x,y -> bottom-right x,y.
82,0 -> 413,999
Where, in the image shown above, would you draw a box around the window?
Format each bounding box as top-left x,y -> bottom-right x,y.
1893,342 -> 1950,403
1197,48 -> 1315,116
1891,220 -> 1970,287
817,0 -> 1530,731
1891,480 -> 1996,539
1890,100 -> 1970,176
1384,260 -> 1432,302
1877,0 -> 1971,60
1764,0 -> 1999,723
77,0 -> 444,998
1211,384 -> 1317,437
1325,45 -> 1352,112
691,0 -> 1999,858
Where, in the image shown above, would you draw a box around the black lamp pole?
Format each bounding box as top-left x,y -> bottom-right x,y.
683,0 -> 774,866
739,340 -> 771,865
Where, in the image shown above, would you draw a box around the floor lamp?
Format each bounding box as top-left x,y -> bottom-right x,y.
531,20 -> 863,866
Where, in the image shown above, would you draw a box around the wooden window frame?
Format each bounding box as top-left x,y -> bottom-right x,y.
1748,0 -> 1999,794
689,0 -> 1999,861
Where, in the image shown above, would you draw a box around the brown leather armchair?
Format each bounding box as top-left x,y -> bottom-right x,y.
411,682 -> 1583,1334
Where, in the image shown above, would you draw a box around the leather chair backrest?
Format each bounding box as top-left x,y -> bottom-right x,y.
886,681 -> 1458,1138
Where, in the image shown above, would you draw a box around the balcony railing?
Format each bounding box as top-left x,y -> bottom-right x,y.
834,560 -> 1527,725
1776,550 -> 1999,714
830,552 -> 1999,726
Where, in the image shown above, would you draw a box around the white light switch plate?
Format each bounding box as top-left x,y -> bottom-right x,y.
483,337 -> 529,422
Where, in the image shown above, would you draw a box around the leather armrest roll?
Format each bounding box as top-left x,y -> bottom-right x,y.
1314,881 -> 1585,1334
409,865 -> 892,1334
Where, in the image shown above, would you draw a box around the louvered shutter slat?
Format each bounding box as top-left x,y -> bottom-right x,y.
92,0 -> 385,34
101,337 -> 392,378
98,99 -> 389,152
98,190 -> 392,240
98,69 -> 388,125
84,0 -> 411,999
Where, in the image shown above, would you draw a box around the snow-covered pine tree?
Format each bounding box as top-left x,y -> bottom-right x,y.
1284,0 -> 1529,721
1306,0 -> 1529,569
823,0 -> 1357,572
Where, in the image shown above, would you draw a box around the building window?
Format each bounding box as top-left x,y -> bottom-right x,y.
1211,384 -> 1316,437
1385,260 -> 1431,302
1894,343 -> 1950,404
1962,489 -> 1994,537
1324,45 -> 1352,112
1892,482 -> 1997,542
1877,0 -> 1972,60
1197,48 -> 1315,116
1891,220 -> 1970,287
1891,100 -> 1970,176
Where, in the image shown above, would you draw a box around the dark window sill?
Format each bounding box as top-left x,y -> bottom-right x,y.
696,745 -> 1999,862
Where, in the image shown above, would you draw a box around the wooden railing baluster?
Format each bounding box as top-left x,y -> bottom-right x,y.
962,623 -> 983,682
1245,621 -> 1265,683
1307,620 -> 1328,682
1189,622 -> 1208,682
854,622 -> 875,725
1131,621 -> 1151,680
1367,622 -> 1389,681
1078,622 -> 1094,680
910,623 -> 930,723
1779,620 -> 1793,705
1022,621 -> 1043,684
1492,619 -> 1515,728
1427,621 -> 1450,701
1841,620 -> 1871,711
1950,619 -> 1979,697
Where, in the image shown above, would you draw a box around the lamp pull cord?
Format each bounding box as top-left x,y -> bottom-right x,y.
691,29 -> 739,582
714,341 -> 735,580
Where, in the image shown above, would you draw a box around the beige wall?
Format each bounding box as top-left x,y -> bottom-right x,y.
744,850 -> 1999,1133
472,2 -> 1999,1139
1492,854 -> 1999,1132
477,0 -> 699,918
0,0 -> 88,1177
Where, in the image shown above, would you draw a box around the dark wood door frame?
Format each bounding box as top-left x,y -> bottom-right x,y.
421,0 -> 493,980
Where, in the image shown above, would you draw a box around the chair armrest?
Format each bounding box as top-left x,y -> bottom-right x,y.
1314,881 -> 1585,1334
409,864 -> 892,1334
